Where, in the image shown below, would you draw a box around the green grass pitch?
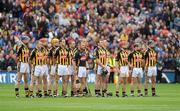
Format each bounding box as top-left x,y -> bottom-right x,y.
0,84 -> 180,111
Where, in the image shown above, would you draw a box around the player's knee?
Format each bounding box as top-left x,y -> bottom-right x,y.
24,79 -> 28,83
16,80 -> 21,84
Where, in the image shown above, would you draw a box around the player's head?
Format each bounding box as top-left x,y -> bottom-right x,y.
69,40 -> 75,49
36,40 -> 43,49
80,41 -> 86,49
21,35 -> 30,45
99,39 -> 104,47
122,42 -> 129,49
60,38 -> 66,47
51,38 -> 59,47
134,43 -> 141,51
109,45 -> 115,53
103,39 -> 108,48
40,38 -> 48,47
82,38 -> 88,47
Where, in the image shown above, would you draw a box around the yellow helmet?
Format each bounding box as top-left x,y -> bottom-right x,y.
51,38 -> 59,46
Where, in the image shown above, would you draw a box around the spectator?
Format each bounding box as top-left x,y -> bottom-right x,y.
0,0 -> 179,71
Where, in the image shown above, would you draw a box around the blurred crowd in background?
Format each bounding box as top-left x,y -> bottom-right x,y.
0,0 -> 179,73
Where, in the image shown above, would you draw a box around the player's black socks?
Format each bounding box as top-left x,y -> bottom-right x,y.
152,88 -> 156,96
38,90 -> 42,98
83,87 -> 88,94
29,90 -> 34,97
77,90 -> 80,94
122,92 -> 127,96
131,90 -> 134,96
116,91 -> 119,94
95,90 -> 101,97
95,89 -> 100,94
29,90 -> 33,95
138,90 -> 143,97
15,88 -> 19,97
62,91 -> 67,96
24,88 -> 29,97
145,89 -> 148,96
53,90 -> 57,96
48,90 -> 51,95
94,89 -> 98,94
44,91 -> 48,96
116,91 -> 119,97
102,89 -> 107,97
71,91 -> 74,97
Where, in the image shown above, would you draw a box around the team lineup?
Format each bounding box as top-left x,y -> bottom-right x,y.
14,35 -> 158,98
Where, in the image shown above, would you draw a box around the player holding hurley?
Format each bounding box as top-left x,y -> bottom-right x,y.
94,39 -> 110,97
73,40 -> 90,97
40,38 -> 49,97
129,43 -> 144,97
144,40 -> 158,96
54,38 -> 70,97
115,41 -> 129,97
15,35 -> 30,98
29,41 -> 44,98
48,38 -> 59,97
67,40 -> 78,97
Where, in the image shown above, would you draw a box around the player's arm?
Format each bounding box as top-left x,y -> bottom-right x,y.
29,49 -> 36,74
16,45 -> 22,57
144,50 -> 148,71
95,49 -> 105,68
54,47 -> 60,64
155,50 -> 158,65
86,52 -> 91,70
72,51 -> 79,75
46,49 -> 50,65
115,51 -> 120,72
129,52 -> 134,69
128,53 -> 134,75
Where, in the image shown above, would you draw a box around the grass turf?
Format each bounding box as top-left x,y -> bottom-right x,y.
0,84 -> 180,111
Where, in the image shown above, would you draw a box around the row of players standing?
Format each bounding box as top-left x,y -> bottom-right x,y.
14,36 -> 157,98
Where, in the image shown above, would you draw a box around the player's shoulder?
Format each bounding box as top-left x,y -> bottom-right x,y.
117,48 -> 123,53
30,48 -> 37,55
49,47 -> 53,51
55,46 -> 60,51
31,48 -> 37,52
74,48 -> 78,52
130,50 -> 136,54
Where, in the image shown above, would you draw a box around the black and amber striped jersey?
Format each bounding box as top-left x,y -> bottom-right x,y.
42,47 -> 49,65
108,53 -> 116,68
116,49 -> 129,66
67,48 -> 77,65
54,47 -> 68,65
48,47 -> 56,65
144,48 -> 157,67
17,44 -> 29,63
30,48 -> 44,65
74,49 -> 89,67
94,47 -> 108,65
129,51 -> 144,68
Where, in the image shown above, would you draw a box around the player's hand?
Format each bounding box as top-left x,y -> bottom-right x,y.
74,70 -> 78,76
145,67 -> 148,73
102,65 -> 106,69
86,69 -> 89,74
115,67 -> 119,73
